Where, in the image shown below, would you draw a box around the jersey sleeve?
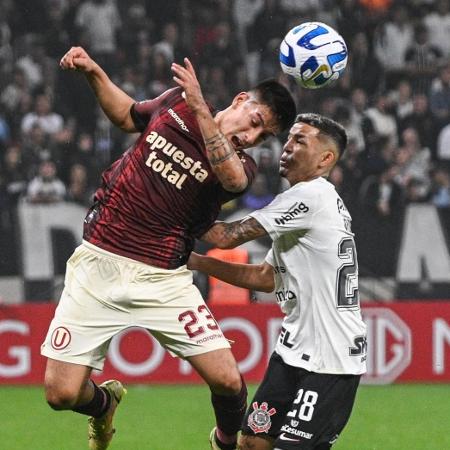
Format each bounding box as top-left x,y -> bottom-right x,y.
248,183 -> 318,240
130,88 -> 179,132
265,248 -> 275,266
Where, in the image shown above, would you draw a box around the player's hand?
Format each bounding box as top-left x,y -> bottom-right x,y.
60,46 -> 96,73
171,58 -> 207,114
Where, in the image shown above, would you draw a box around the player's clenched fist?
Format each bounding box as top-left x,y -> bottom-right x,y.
60,46 -> 96,72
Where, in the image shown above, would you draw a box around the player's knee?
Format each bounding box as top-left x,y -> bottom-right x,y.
210,370 -> 243,395
45,383 -> 79,410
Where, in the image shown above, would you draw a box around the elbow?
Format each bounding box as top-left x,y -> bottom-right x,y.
222,174 -> 248,193
215,240 -> 237,250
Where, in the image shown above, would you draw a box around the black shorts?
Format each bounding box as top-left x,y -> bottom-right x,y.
242,352 -> 361,450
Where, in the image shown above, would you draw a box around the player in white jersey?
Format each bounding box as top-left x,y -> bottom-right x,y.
189,113 -> 367,450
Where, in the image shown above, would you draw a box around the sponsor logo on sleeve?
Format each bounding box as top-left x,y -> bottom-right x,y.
275,202 -> 309,225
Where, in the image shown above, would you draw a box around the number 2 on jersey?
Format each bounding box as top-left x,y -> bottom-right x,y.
336,237 -> 360,309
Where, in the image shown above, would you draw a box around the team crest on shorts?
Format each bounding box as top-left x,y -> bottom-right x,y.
248,401 -> 276,433
51,327 -> 71,350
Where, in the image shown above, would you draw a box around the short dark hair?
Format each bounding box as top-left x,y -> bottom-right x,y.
250,79 -> 297,132
295,113 -> 347,158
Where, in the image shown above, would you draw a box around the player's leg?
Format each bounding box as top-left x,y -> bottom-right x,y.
271,370 -> 361,450
44,358 -> 94,410
188,348 -> 247,450
41,243 -> 130,449
239,352 -> 299,450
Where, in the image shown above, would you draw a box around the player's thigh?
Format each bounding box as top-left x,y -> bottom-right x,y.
139,273 -> 233,365
273,371 -> 361,449
242,352 -> 299,439
239,434 -> 274,450
41,246 -> 135,370
187,348 -> 241,393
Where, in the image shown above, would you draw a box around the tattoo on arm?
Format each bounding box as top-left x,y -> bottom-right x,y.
204,132 -> 235,166
203,217 -> 267,247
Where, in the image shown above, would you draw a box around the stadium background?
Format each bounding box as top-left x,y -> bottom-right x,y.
1,0 -> 450,449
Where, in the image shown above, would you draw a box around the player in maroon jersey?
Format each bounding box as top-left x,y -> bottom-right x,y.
41,46 -> 296,450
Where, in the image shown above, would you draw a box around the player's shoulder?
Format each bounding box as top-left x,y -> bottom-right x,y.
290,177 -> 335,197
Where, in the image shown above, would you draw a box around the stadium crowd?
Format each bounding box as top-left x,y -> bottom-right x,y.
1,0 -> 450,278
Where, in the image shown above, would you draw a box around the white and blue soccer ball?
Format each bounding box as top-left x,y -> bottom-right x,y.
279,22 -> 348,89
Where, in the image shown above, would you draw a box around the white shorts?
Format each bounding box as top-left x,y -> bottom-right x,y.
41,241 -> 230,370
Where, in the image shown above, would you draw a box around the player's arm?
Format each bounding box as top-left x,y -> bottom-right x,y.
201,216 -> 268,249
188,252 -> 275,293
60,46 -> 137,133
171,58 -> 248,193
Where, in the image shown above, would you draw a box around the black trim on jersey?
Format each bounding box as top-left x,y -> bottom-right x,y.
130,103 -> 148,132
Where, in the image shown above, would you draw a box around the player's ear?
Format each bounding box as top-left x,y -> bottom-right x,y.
320,149 -> 336,168
231,92 -> 249,108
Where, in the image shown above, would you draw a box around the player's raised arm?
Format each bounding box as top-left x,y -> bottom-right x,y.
171,58 -> 248,193
60,46 -> 137,133
201,216 -> 268,249
188,252 -> 275,293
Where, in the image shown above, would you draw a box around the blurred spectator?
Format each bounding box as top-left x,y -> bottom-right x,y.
42,0 -> 71,59
430,166 -> 450,208
75,0 -> 121,73
334,103 -> 365,154
15,35 -> 50,90
240,173 -> 274,209
395,127 -> 431,200
247,0 -> 287,81
147,49 -> 173,98
429,63 -> 450,128
336,0 -> 368,44
200,21 -> 245,88
389,79 -> 414,120
26,160 -> 66,203
404,22 -> 443,94
0,104 -> 11,147
191,2 -> 218,58
0,12 -> 13,80
398,93 -> 438,155
362,92 -> 398,148
21,124 -> 53,178
1,144 -> 28,206
232,0 -> 264,63
21,94 -> 64,137
373,4 -> 413,87
424,0 -> 450,58
66,163 -> 93,206
357,164 -> 404,276
436,122 -> 450,169
152,22 -> 188,64
349,31 -> 384,97
0,67 -> 30,117
203,67 -> 232,111
360,165 -> 403,218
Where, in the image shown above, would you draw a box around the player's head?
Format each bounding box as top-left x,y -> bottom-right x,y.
280,113 -> 347,185
215,79 -> 296,151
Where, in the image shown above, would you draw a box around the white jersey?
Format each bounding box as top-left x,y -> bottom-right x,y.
250,177 -> 366,375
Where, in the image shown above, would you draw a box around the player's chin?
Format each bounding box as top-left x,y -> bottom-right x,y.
279,167 -> 288,177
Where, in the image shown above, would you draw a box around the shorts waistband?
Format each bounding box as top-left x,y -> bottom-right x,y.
81,240 -> 187,274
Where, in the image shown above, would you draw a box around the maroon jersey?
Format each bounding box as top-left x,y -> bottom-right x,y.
84,87 -> 257,269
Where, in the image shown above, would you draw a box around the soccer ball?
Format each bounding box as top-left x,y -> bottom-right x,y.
279,22 -> 348,89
